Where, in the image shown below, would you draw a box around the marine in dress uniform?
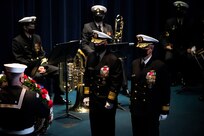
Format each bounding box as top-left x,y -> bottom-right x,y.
0,63 -> 50,136
12,16 -> 66,104
130,34 -> 171,136
81,5 -> 113,56
83,30 -> 123,136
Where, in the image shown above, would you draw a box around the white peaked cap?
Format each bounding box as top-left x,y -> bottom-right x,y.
136,34 -> 159,48
173,1 -> 189,8
4,63 -> 27,73
91,5 -> 107,13
18,16 -> 36,23
92,30 -> 112,39
136,34 -> 159,43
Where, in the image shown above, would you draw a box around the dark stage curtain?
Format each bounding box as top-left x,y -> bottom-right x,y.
0,0 -> 203,76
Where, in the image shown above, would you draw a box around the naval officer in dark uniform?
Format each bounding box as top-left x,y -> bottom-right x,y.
12,16 -> 66,104
130,34 -> 171,136
83,30 -> 123,136
81,5 -> 113,56
0,63 -> 50,136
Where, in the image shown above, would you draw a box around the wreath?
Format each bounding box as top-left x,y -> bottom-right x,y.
0,73 -> 53,135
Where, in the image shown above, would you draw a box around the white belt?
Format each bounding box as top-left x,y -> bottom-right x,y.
0,125 -> 34,135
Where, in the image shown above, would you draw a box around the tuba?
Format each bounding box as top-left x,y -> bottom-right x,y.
114,14 -> 124,43
59,49 -> 89,113
70,49 -> 89,113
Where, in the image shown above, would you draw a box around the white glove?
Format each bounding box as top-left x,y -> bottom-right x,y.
83,97 -> 90,107
159,114 -> 168,121
104,101 -> 114,109
191,46 -> 196,54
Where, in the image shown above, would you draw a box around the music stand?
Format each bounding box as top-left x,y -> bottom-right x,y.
51,40 -> 82,120
107,42 -> 129,53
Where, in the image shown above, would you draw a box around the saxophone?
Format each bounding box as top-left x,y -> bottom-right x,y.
114,14 -> 124,43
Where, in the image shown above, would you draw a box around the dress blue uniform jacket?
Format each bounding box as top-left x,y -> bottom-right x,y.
130,57 -> 171,115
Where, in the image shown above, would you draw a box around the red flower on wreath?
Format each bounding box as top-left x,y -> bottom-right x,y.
22,75 -> 53,107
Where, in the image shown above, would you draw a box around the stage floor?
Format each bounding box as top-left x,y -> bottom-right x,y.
46,84 -> 204,136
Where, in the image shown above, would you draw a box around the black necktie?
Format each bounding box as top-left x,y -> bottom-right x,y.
96,53 -> 100,63
98,25 -> 102,32
140,60 -> 145,70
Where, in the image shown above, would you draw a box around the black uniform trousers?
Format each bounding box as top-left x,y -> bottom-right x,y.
89,96 -> 117,136
131,112 -> 160,136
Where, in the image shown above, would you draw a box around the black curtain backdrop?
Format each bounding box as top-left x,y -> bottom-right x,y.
0,0 -> 203,74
